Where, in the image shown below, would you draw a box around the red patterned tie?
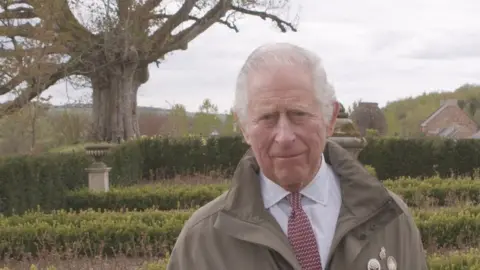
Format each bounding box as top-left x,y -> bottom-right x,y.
287,192 -> 323,270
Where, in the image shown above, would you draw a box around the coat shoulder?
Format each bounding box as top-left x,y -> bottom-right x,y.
386,189 -> 415,220
167,192 -> 228,269
183,191 -> 228,231
387,189 -> 410,212
386,188 -> 418,229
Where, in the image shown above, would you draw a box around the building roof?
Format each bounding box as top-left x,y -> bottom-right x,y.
420,99 -> 459,127
437,125 -> 459,138
471,130 -> 480,139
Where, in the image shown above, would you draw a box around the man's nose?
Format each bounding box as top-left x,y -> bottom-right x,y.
274,115 -> 296,144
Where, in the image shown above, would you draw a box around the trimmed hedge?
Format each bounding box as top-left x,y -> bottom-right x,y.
359,137 -> 480,180
0,136 -> 247,215
427,249 -> 480,270
65,184 -> 226,212
2,250 -> 480,270
1,206 -> 480,258
5,251 -> 480,270
61,177 -> 480,212
2,136 -> 480,215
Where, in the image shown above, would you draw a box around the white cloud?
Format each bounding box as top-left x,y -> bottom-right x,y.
3,0 -> 480,113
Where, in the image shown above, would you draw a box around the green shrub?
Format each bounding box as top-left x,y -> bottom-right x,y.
61,177 -> 480,212
0,152 -> 91,215
0,206 -> 479,258
1,251 -> 480,270
156,249 -> 480,270
428,249 -> 480,270
3,135 -> 480,215
364,164 -> 377,177
359,137 -> 480,180
65,184 -> 226,212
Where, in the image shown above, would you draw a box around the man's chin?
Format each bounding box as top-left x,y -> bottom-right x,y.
275,171 -> 309,192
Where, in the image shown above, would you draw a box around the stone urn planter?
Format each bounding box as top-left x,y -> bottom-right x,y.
329,103 -> 367,159
84,143 -> 113,168
84,143 -> 114,192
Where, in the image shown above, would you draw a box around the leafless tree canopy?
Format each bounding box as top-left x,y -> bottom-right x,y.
350,102 -> 388,136
0,0 -> 297,141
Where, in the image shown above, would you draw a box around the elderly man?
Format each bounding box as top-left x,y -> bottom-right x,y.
167,43 -> 427,270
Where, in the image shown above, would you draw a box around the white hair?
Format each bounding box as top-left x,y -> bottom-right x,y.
234,42 -> 337,125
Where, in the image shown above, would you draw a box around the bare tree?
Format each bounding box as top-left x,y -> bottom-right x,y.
350,102 -> 388,136
0,0 -> 297,142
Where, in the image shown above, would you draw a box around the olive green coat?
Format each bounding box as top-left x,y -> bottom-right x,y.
167,140 -> 428,270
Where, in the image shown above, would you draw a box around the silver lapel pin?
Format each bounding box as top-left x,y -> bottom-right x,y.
379,247 -> 386,260
387,256 -> 397,270
367,258 -> 381,270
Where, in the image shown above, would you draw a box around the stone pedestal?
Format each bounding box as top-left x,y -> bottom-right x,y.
329,136 -> 367,159
84,143 -> 114,192
86,166 -> 111,192
330,103 -> 368,159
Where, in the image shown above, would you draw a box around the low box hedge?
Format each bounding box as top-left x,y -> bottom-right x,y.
2,249 -> 480,270
3,135 -> 480,215
1,206 -> 480,258
62,177 -> 480,213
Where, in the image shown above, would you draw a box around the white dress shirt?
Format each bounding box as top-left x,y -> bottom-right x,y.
259,154 -> 342,267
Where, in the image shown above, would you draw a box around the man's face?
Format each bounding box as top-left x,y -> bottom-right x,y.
239,65 -> 338,191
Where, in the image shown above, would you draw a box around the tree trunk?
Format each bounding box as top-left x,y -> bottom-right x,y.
90,64 -> 149,142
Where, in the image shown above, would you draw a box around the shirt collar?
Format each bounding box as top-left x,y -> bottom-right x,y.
259,153 -> 330,209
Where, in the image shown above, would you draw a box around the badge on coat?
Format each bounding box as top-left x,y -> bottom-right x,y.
367,258 -> 381,270
368,247 -> 397,270
387,256 -> 397,270
379,247 -> 386,260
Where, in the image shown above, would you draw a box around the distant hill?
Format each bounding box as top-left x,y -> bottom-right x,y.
21,84 -> 480,138
48,104 -> 229,122
381,84 -> 480,137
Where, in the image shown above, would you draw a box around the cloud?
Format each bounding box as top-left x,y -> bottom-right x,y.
398,30 -> 480,60
2,0 -> 480,113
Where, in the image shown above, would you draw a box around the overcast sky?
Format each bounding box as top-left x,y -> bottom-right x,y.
6,0 -> 480,113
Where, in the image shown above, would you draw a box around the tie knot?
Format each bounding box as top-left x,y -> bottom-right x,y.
287,192 -> 302,210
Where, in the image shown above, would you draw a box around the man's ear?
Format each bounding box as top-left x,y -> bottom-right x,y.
234,112 -> 251,145
327,102 -> 340,137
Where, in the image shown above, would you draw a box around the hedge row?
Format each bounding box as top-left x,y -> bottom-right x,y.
1,206 -> 480,258
0,136 -> 247,215
359,137 -> 480,180
59,177 -> 480,213
2,250 -> 480,270
3,250 -> 480,270
2,174 -> 479,216
2,136 -> 480,215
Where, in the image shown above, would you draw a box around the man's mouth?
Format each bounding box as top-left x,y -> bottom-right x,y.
274,153 -> 303,159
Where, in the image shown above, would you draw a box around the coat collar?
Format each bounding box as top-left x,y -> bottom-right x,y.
260,153 -> 330,209
214,139 -> 402,268
221,139 -> 393,219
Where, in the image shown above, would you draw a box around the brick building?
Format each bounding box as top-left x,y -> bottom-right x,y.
420,99 -> 478,139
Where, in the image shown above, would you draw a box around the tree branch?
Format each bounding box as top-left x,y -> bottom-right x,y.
29,0 -> 97,47
150,13 -> 239,32
144,1 -> 296,64
0,7 -> 37,20
230,5 -> 297,33
0,73 -> 25,95
145,0 -> 231,63
141,0 -> 163,12
0,45 -> 68,58
118,0 -> 133,25
146,1 -> 200,49
0,59 -> 83,116
0,23 -> 46,40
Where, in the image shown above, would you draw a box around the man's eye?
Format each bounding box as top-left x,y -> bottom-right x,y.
291,111 -> 307,117
261,114 -> 275,120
